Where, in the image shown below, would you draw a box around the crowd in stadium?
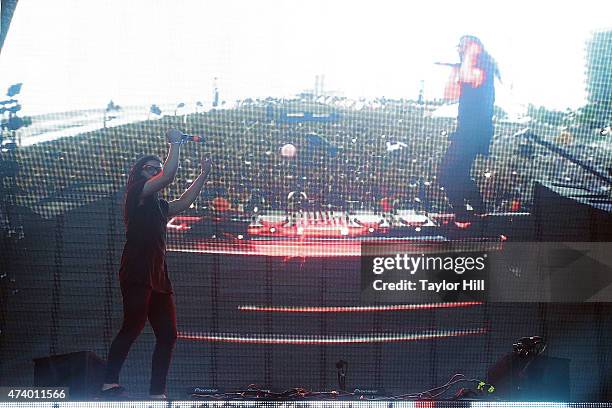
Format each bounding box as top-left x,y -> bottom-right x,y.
11,96 -> 608,216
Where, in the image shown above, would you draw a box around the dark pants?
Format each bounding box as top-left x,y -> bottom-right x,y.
104,284 -> 177,395
438,137 -> 485,219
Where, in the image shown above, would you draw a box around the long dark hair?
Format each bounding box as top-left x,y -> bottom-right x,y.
459,35 -> 501,82
123,155 -> 162,227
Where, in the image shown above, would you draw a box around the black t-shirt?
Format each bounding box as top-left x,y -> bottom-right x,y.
119,192 -> 172,293
456,61 -> 495,155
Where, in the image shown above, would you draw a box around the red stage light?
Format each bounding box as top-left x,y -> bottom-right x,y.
178,328 -> 488,344
237,302 -> 482,313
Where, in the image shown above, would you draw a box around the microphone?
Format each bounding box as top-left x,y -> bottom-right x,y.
180,133 -> 206,143
336,360 -> 347,391
513,128 -> 535,140
435,62 -> 461,67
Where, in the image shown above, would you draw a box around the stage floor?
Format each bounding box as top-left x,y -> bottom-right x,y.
0,401 -> 606,407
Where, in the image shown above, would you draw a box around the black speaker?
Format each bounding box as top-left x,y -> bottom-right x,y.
33,351 -> 106,399
487,353 -> 570,401
533,181 -> 612,241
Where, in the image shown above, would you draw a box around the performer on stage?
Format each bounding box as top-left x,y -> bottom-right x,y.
438,35 -> 500,226
101,128 -> 212,399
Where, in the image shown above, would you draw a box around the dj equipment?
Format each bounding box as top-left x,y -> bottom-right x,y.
248,210 -> 437,238
166,209 -> 515,258
513,336 -> 547,358
487,337 -> 569,401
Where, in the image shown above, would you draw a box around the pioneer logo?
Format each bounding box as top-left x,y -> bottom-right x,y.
192,387 -> 221,394
353,388 -> 382,395
246,388 -> 271,393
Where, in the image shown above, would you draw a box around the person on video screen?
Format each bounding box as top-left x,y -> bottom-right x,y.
101,128 -> 212,399
438,35 -> 500,227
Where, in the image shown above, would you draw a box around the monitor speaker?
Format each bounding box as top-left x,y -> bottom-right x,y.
33,351 -> 105,399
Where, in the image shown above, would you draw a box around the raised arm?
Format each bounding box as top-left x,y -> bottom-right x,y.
168,154 -> 213,217
140,129 -> 183,199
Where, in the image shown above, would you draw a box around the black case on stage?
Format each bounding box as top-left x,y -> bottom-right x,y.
33,351 -> 106,399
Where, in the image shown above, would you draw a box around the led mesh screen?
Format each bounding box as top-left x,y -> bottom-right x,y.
1,0 -> 612,402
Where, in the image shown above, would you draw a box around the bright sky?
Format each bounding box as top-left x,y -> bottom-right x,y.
0,0 -> 610,115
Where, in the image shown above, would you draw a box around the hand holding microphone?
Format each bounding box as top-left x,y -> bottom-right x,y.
166,128 -> 183,144
166,128 -> 206,145
180,134 -> 206,143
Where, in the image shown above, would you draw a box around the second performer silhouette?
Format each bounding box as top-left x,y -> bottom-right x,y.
438,35 -> 500,226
